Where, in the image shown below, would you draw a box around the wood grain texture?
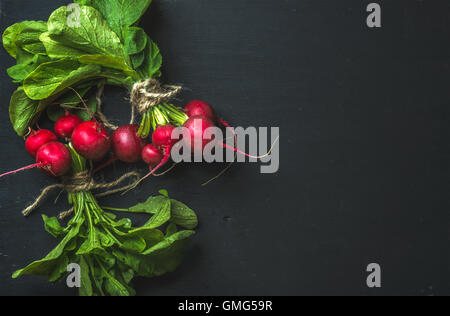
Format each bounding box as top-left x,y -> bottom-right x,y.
0,0 -> 449,295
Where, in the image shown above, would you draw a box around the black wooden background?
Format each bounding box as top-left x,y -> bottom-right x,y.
0,0 -> 449,296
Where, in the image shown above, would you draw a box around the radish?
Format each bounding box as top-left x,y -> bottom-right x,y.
36,142 -> 72,177
183,100 -> 236,161
184,100 -> 216,121
182,115 -> 216,152
183,115 -> 272,159
25,129 -> 58,158
184,100 -> 232,130
141,144 -> 163,167
94,124 -> 148,173
183,101 -> 280,185
0,141 -> 71,179
149,124 -> 180,171
182,111 -> 237,186
152,125 -> 179,149
71,121 -> 111,162
133,125 -> 180,185
54,110 -> 82,140
112,124 -> 147,163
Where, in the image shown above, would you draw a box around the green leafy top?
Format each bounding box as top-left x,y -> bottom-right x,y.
13,189 -> 197,296
75,0 -> 153,41
43,6 -> 125,59
3,1 -> 162,136
3,21 -> 47,58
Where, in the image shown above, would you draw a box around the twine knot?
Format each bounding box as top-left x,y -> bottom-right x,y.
129,79 -> 182,123
94,79 -> 182,128
62,171 -> 95,193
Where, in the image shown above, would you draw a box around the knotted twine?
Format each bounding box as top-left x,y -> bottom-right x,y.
95,79 -> 182,130
22,171 -> 141,219
129,79 -> 183,125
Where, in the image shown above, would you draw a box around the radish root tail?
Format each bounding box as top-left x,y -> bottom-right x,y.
202,118 -> 238,186
122,150 -> 171,194
153,163 -> 178,177
202,134 -> 280,186
222,135 -> 279,159
0,163 -> 46,179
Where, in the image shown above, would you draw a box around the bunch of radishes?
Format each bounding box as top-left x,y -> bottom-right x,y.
114,99 -> 236,178
0,99 -> 236,181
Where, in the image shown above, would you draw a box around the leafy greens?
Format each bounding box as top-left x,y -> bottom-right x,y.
2,1 -> 162,136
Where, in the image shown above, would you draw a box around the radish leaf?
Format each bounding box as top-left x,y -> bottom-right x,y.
7,54 -> 51,83
79,256 -> 94,296
130,50 -> 145,69
124,27 -> 147,55
43,6 -> 125,59
136,36 -> 162,78
2,21 -> 46,58
9,87 -> 40,136
14,21 -> 48,55
75,0 -> 153,41
42,215 -> 65,238
23,59 -> 102,100
170,200 -> 199,230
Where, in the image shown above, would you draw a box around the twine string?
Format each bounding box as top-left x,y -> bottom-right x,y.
22,171 -> 141,217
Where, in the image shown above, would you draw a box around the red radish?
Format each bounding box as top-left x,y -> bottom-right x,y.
36,142 -> 71,177
184,100 -> 216,121
182,101 -> 278,186
54,110 -> 82,139
134,125 -> 180,184
93,125 -> 148,173
183,115 -> 274,159
152,125 -> 179,149
184,101 -> 266,187
141,144 -> 163,167
149,124 -> 180,170
182,115 -> 216,152
71,121 -> 111,162
112,124 -> 147,163
184,100 -> 233,130
25,129 -> 58,158
0,141 -> 71,179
